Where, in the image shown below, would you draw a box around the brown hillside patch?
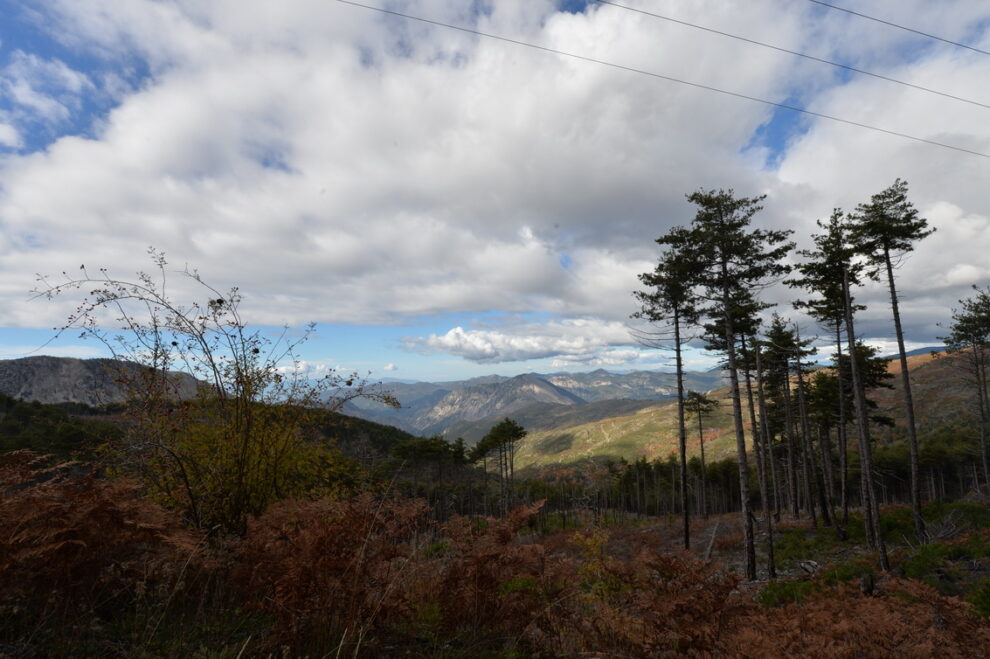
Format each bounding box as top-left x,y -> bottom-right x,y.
886,351 -> 939,375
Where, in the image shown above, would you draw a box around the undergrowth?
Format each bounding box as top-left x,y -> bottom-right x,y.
4,451 -> 990,657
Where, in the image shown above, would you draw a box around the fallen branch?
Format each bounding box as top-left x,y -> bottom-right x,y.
705,519 -> 721,561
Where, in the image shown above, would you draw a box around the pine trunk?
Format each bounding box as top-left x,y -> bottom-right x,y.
835,319 -> 850,527
843,266 -> 890,570
674,307 -> 690,549
723,285 -> 756,580
744,339 -> 775,578
883,247 -> 926,542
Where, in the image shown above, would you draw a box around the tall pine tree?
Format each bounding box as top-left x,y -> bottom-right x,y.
851,179 -> 934,543
672,189 -> 793,580
635,227 -> 701,549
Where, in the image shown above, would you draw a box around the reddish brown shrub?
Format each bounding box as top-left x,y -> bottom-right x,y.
0,451 -> 201,637
713,530 -> 745,552
435,500 -> 573,649
233,494 -> 429,653
731,578 -> 990,657
545,528 -> 745,657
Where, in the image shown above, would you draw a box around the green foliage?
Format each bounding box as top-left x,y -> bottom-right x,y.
943,285 -> 990,353
537,510 -> 586,533
927,502 -> 990,529
773,523 -> 844,565
469,417 -> 527,463
499,574 -> 540,597
967,579 -> 990,617
391,435 -> 464,468
0,392 -> 121,458
685,390 -> 719,421
897,529 -> 990,596
849,178 -> 934,272
756,579 -> 817,607
788,209 -> 861,327
879,505 -> 917,537
820,556 -> 876,586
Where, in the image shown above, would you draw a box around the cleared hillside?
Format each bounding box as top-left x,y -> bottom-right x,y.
515,387 -> 742,472
514,349 -> 981,473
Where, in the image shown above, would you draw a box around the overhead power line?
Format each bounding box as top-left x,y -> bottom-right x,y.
803,0 -> 990,57
334,0 -> 989,159
595,0 -> 990,111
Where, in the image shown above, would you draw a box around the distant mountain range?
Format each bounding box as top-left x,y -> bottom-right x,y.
342,368 -> 723,438
0,351 -> 975,475
0,357 -> 723,441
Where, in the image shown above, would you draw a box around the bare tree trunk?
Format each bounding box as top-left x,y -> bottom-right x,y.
745,338 -> 775,578
974,347 -> 990,491
794,332 -> 831,528
835,319 -> 850,527
794,353 -> 818,527
843,267 -> 890,570
722,288 -> 757,580
782,365 -> 799,518
883,247 -> 926,542
755,347 -> 781,522
698,412 -> 708,519
674,307 -> 690,549
819,425 -> 842,538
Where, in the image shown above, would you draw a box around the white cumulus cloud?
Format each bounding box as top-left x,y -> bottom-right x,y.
403,318 -> 637,363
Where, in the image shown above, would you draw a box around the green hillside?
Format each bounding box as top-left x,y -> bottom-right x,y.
515,387 -> 743,472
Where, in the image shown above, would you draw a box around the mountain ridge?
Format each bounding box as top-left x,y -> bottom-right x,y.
0,356 -> 200,407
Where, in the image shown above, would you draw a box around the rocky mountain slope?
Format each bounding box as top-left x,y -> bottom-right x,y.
543,368 -> 721,402
345,373 -> 589,436
0,356 -> 200,406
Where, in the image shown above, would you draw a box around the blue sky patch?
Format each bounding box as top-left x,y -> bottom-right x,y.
559,0 -> 594,15
0,2 -> 151,154
743,101 -> 811,169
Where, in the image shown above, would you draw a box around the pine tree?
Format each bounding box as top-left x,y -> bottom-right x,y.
941,285 -> 990,490
635,229 -> 700,548
789,210 -> 860,528
850,179 -> 934,543
762,316 -> 803,518
673,189 -> 793,580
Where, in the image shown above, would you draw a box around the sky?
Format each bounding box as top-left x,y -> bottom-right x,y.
0,0 -> 988,382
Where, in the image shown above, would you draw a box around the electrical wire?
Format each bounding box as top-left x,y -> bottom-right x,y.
803,0 -> 990,57
595,0 -> 990,110
335,0 -> 989,159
